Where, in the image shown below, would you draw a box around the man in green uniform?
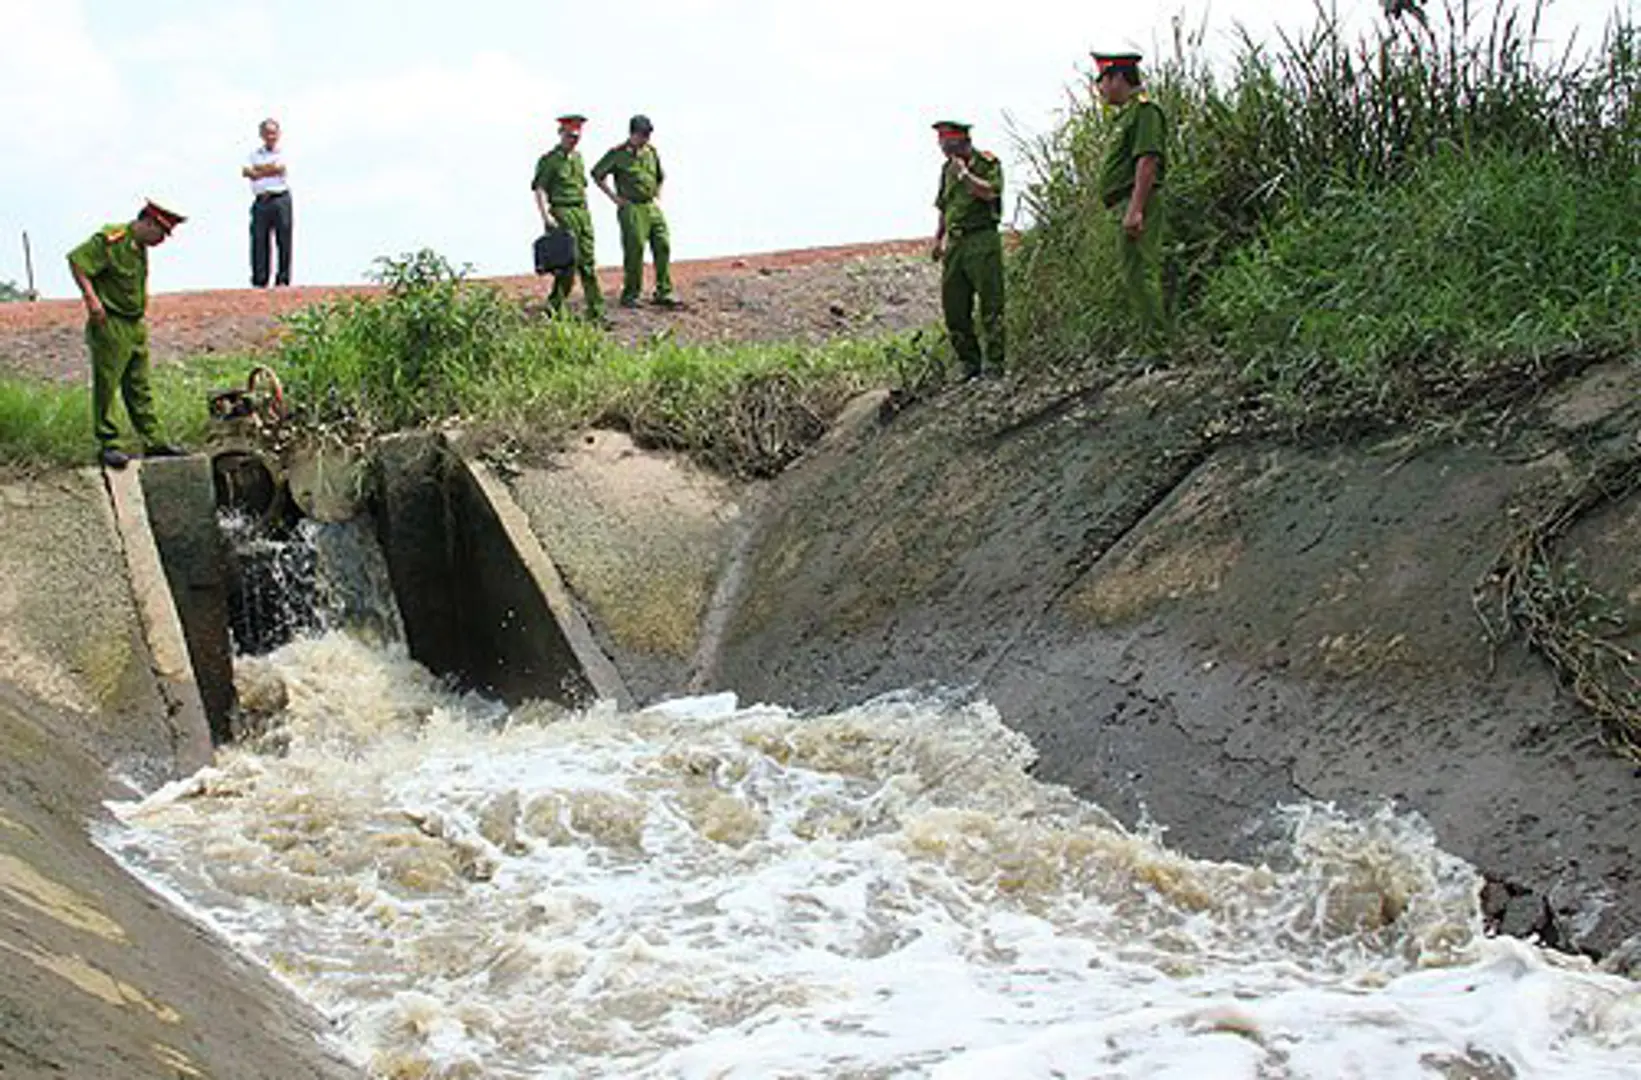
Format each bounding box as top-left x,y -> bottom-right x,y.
532,114 -> 605,321
66,200 -> 187,469
591,114 -> 677,309
931,121 -> 1005,379
1093,51 -> 1169,338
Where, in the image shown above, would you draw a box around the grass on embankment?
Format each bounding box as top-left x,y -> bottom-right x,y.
1010,1 -> 1638,434
0,362 -> 226,471
274,251 -> 933,477
0,252 -> 934,477
1002,0 -> 1639,755
1204,150 -> 1640,430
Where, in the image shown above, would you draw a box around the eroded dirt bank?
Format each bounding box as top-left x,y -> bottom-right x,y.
701,360 -> 1641,956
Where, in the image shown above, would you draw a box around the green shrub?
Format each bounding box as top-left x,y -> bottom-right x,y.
277,250 -> 524,428
265,249 -> 923,476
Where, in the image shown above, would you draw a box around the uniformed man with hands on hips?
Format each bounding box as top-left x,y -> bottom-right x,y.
592,114 -> 678,309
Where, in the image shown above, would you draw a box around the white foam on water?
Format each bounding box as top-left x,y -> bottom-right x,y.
98,633 -> 1641,1079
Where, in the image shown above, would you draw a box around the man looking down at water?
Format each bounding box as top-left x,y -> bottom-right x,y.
66,200 -> 188,470
931,120 -> 1005,380
533,113 -> 606,323
592,114 -> 678,309
1093,51 -> 1169,338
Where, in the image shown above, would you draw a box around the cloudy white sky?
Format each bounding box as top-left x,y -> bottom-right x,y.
0,0 -> 1626,296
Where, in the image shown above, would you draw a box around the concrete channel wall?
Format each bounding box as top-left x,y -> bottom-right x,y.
502,430 -> 753,705
373,432 -> 629,708
141,456 -> 237,747
0,467 -> 358,1079
1,434 -> 632,1076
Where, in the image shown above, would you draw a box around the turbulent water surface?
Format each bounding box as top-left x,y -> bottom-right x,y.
101,633 -> 1640,1079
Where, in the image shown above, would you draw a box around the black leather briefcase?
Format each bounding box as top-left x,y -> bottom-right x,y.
533,228 -> 577,274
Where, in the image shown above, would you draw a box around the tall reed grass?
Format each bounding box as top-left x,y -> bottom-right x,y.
1011,0 -> 1639,378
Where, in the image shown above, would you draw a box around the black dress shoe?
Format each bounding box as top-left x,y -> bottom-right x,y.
99,447 -> 131,469
143,443 -> 186,458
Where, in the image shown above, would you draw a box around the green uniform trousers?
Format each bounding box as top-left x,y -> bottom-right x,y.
88,314 -> 159,448
548,206 -> 604,318
942,229 -> 1006,376
616,201 -> 673,304
1118,197 -> 1168,340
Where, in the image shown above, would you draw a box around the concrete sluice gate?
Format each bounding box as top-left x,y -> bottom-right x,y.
145,432 -> 626,748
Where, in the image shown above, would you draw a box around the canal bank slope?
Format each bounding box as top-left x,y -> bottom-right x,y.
0,470 -> 357,1078
687,359 -> 1641,957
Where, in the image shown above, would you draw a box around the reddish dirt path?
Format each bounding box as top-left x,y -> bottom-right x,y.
0,240 -> 934,382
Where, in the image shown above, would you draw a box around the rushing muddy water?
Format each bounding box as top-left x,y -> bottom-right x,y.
99,633 -> 1639,1078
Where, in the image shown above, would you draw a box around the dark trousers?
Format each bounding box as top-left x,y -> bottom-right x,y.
250,192 -> 293,287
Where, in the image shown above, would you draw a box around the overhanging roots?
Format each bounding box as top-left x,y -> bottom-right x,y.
1476,452 -> 1641,762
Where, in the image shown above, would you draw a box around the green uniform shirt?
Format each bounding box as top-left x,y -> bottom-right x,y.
935,150 -> 1004,235
591,143 -> 665,203
1099,97 -> 1167,208
532,146 -> 589,208
67,223 -> 148,319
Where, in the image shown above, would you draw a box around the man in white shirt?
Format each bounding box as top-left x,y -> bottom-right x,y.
242,118 -> 293,287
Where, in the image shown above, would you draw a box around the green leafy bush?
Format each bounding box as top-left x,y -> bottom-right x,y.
277,250 -> 524,428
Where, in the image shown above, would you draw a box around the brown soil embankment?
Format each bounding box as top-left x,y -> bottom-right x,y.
0,240 -> 934,382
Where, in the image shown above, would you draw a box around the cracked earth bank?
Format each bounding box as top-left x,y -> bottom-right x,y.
0,240 -> 938,381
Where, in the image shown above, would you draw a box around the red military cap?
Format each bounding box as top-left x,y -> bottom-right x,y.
1092,51 -> 1143,77
932,120 -> 972,140
556,114 -> 587,132
140,199 -> 187,230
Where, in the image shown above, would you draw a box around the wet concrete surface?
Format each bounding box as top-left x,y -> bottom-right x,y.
0,468 -> 358,1076
505,430 -> 749,704
0,686 -> 359,1079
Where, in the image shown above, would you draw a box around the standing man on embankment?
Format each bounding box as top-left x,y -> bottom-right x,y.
1093,52 -> 1168,337
66,200 -> 187,469
931,120 -> 1005,379
592,114 -> 678,309
533,114 -> 605,322
243,118 -> 293,288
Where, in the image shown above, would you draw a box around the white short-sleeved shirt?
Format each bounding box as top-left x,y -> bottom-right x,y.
247,146 -> 290,196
